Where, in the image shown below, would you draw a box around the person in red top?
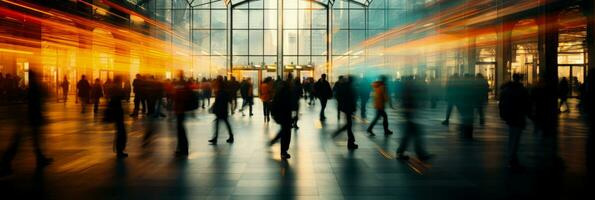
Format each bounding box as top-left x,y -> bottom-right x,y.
367,75 -> 394,136
260,77 -> 274,123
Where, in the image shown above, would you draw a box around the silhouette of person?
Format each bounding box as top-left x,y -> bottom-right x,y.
76,75 -> 91,113
333,76 -> 344,121
442,74 -> 460,125
260,77 -> 274,123
396,76 -> 431,161
558,77 -> 570,112
228,76 -> 240,114
475,74 -> 489,125
499,74 -> 530,170
60,75 -> 69,103
239,77 -> 254,116
104,76 -> 128,158
173,71 -> 192,157
130,74 -> 146,117
332,76 -> 359,150
313,74 -> 333,121
201,77 -> 212,108
124,78 -> 131,102
0,70 -> 53,176
428,77 -> 441,108
358,76 -> 372,118
91,78 -> 104,114
367,75 -> 394,136
270,75 -> 293,159
209,76 -> 234,145
290,75 -> 302,129
457,74 -> 476,139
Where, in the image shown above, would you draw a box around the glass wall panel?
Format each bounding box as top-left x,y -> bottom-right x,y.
249,10 -> 264,29
250,30 -> 264,55
193,10 -> 210,29
233,30 -> 249,55
233,10 -> 249,29
211,10 -> 227,29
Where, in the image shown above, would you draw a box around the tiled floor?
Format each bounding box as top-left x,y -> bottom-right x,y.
0,98 -> 593,199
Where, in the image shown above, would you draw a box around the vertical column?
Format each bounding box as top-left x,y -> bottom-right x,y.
467,36 -> 477,74
495,0 -> 512,96
227,5 -> 233,77
584,0 -> 595,96
327,5 -> 333,80
277,0 -> 284,79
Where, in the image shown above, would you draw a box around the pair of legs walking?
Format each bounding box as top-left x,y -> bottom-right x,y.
367,109 -> 392,135
270,123 -> 292,159
333,112 -> 358,149
209,117 -> 234,144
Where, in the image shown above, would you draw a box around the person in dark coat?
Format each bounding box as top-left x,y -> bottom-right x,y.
209,76 -> 234,145
239,77 -> 254,116
499,74 -> 531,170
457,74 -> 476,139
313,74 -> 333,121
558,77 -> 570,113
290,75 -> 303,129
0,70 -> 53,176
475,74 -> 489,125
60,75 -> 69,103
358,76 -> 372,118
228,76 -> 241,114
333,76 -> 345,121
76,75 -> 91,113
269,76 -> 293,159
90,78 -> 104,114
130,74 -> 146,117
442,74 -> 460,125
332,76 -> 358,150
106,76 -> 128,158
396,76 -> 432,161
173,72 -> 192,157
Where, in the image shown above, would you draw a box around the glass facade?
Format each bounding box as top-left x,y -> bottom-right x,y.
150,0 -> 427,79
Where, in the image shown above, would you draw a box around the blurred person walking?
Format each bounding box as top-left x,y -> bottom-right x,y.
358,76 -> 372,118
260,77 -> 274,123
130,74 -> 146,117
209,76 -> 234,145
442,74 -> 460,125
228,76 -> 240,114
499,74 -> 531,170
173,71 -> 197,157
457,74 -> 477,139
558,77 -> 570,113
90,78 -> 104,114
76,75 -> 91,113
239,77 -> 254,116
314,74 -> 333,121
201,77 -> 212,108
290,75 -> 303,129
269,75 -> 293,159
333,76 -> 345,121
104,76 -> 128,158
0,70 -> 53,176
475,74 -> 489,125
367,75 -> 394,136
332,76 -> 359,150
60,75 -> 69,103
396,76 -> 432,161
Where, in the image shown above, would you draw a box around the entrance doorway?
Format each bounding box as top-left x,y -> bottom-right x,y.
558,64 -> 585,97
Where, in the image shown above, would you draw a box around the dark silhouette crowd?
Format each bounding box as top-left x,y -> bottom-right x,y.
0,68 -> 593,176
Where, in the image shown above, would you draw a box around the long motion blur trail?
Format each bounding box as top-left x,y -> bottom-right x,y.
0,0 -> 193,74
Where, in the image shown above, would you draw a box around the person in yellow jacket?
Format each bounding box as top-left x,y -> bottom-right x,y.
367,75 -> 394,136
